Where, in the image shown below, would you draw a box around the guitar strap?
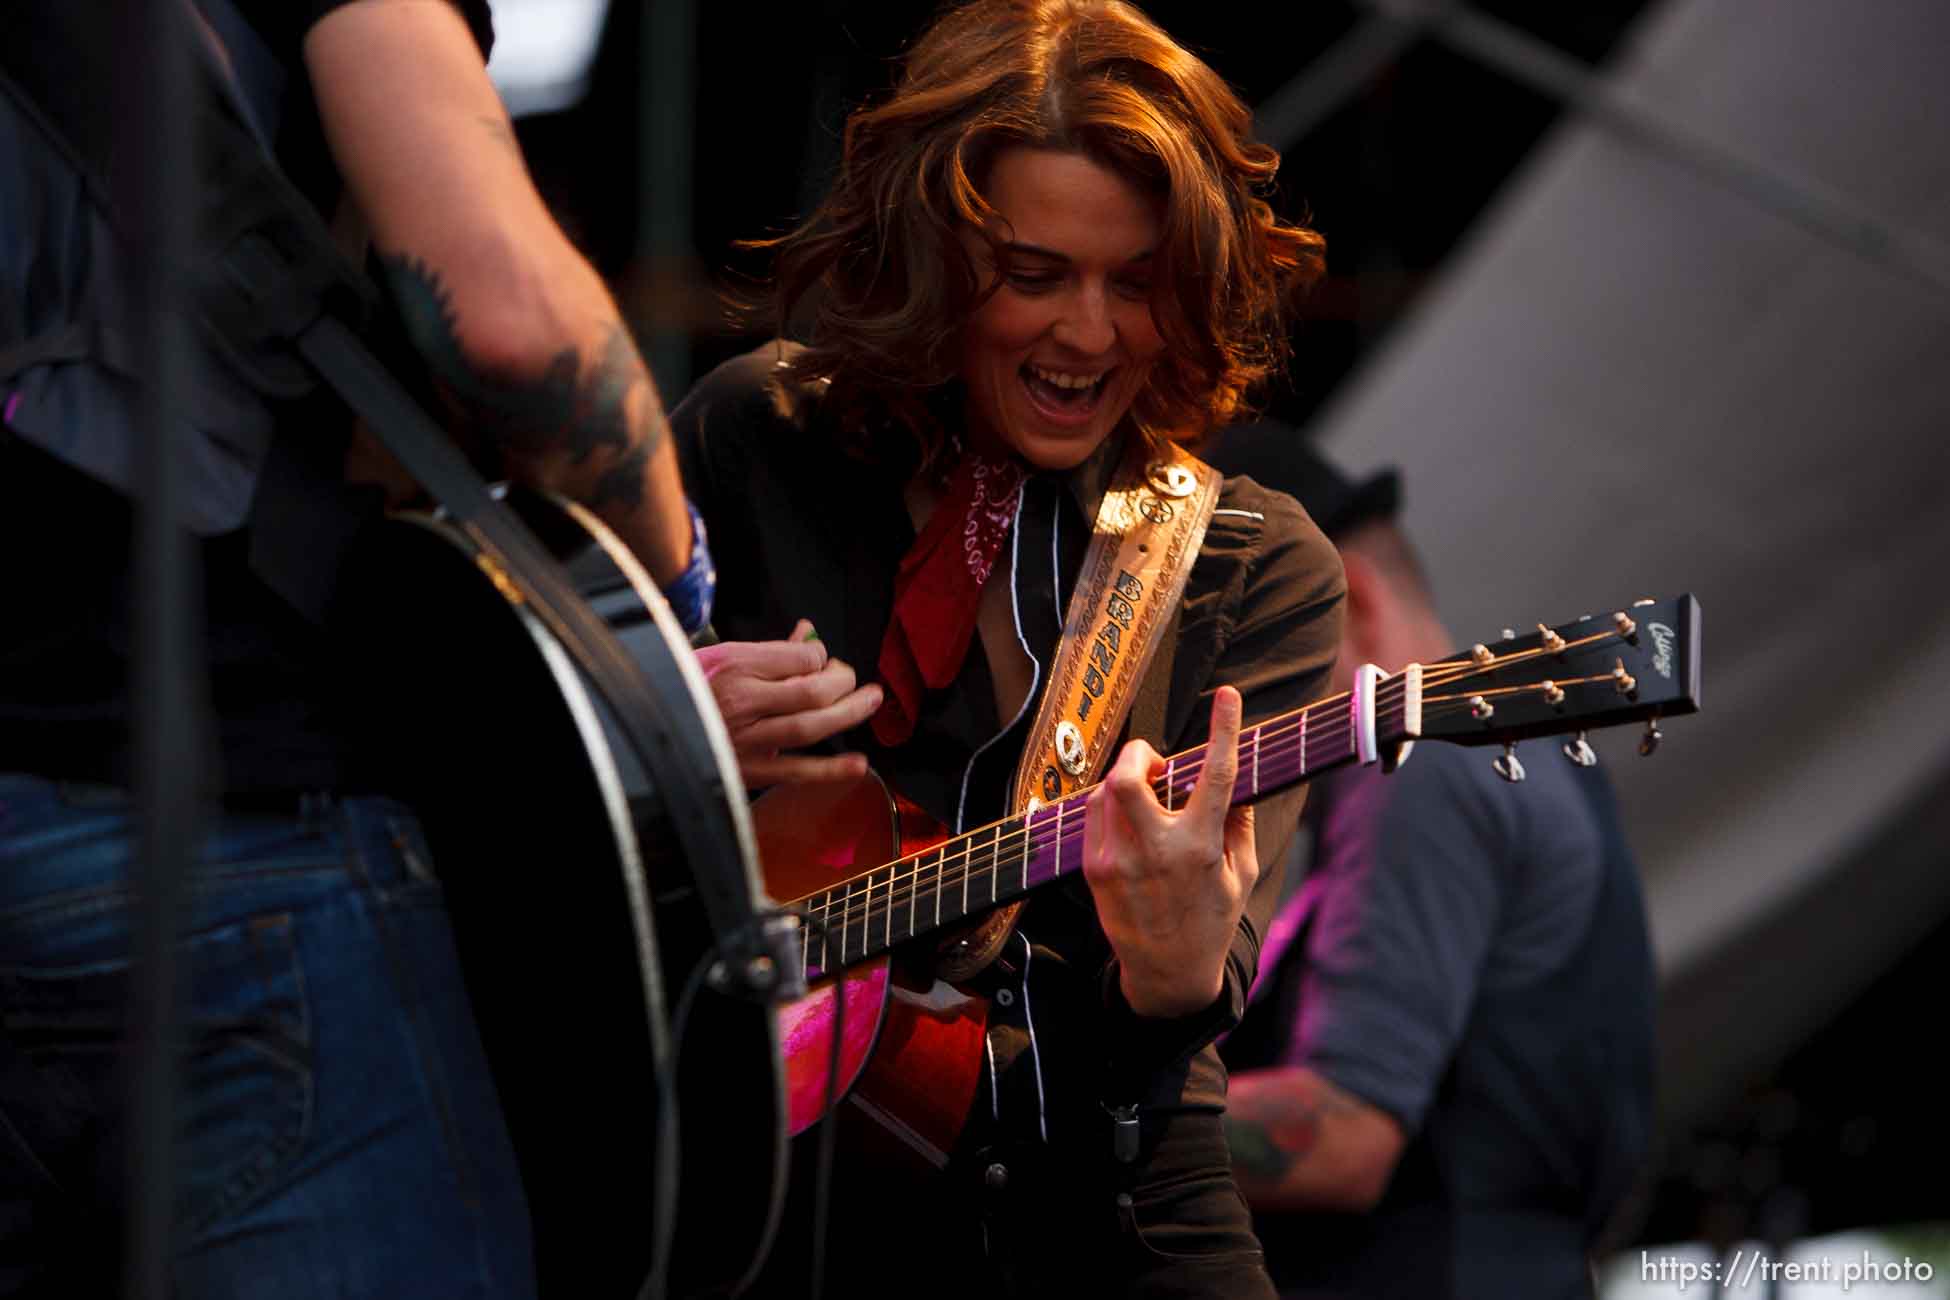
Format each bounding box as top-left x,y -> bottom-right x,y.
935,438 -> 1222,980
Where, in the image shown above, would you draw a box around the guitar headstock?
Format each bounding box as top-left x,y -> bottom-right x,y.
1407,595 -> 1700,750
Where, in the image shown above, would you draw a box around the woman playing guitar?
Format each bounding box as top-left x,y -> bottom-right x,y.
676,2 -> 1344,1294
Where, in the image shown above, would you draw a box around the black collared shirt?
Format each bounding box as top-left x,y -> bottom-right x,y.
674,341 -> 1345,1122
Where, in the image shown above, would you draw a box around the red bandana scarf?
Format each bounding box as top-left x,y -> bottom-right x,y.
872,451 -> 1028,746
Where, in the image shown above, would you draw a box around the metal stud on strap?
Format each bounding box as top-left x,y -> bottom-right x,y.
1146,462 -> 1197,498
1055,720 -> 1087,777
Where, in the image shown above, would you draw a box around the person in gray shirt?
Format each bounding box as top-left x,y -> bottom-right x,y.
1211,426 -> 1656,1299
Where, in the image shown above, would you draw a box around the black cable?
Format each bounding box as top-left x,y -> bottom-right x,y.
719,911 -> 847,1300
636,909 -> 850,1300
806,933 -> 844,1300
640,943 -> 720,1300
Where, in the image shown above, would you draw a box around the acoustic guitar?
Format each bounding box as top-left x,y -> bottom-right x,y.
750,597 -> 1701,1168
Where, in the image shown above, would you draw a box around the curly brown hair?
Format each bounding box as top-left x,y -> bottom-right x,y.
749,0 -> 1325,465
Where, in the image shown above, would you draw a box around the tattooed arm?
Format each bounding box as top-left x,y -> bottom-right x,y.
300,0 -> 691,582
1226,1066 -> 1406,1213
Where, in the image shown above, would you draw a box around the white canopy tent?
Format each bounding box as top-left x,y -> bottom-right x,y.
1308,0 -> 1950,1120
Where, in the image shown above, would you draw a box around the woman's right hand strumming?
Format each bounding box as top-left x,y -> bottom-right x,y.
696,620 -> 880,789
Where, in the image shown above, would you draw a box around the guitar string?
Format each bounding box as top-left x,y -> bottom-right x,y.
804,679 -> 1612,961
836,623 -> 1634,920
803,692 -> 1596,970
798,690 -> 1585,973
798,654 -> 1576,953
802,628 -> 1642,957
1126,651 -> 1614,799
819,689 -> 1489,935
796,680 -> 1391,904
801,641 -> 1566,935
1105,628 -> 1640,796
803,701 -> 1398,960
1422,670 -> 1632,706
803,640 -> 1627,951
799,714 -> 1371,971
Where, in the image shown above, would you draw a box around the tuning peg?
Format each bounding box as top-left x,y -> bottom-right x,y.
1501,628 -> 1517,641
1563,732 -> 1598,767
1612,611 -> 1639,642
1538,624 -> 1567,655
1639,718 -> 1663,756
1492,743 -> 1526,784
1633,597 -> 1657,607
1469,695 -> 1494,721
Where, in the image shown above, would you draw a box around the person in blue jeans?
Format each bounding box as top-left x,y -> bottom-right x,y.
0,779 -> 531,1296
0,0 -> 709,1292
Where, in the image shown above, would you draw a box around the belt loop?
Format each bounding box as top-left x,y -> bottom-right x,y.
296,791 -> 332,835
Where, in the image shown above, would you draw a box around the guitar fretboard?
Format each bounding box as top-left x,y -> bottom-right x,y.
797,678 -> 1416,981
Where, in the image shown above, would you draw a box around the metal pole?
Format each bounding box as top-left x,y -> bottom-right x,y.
639,0 -> 698,396
1247,0 -> 1950,302
1253,10 -> 1429,154
121,0 -> 208,1294
1405,0 -> 1950,301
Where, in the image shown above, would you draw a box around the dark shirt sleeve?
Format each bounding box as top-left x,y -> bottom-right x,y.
1294,745 -> 1514,1130
1102,483 -> 1344,1094
228,0 -> 493,63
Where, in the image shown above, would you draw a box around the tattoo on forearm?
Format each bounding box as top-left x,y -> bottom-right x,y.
1226,1073 -> 1363,1184
381,253 -> 658,511
1226,1114 -> 1301,1181
593,438 -> 651,511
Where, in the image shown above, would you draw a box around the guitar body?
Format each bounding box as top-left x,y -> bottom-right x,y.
337,487 -> 781,1298
752,773 -> 989,1167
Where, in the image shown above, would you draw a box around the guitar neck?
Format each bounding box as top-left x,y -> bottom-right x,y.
795,593 -> 1703,983
797,668 -> 1419,981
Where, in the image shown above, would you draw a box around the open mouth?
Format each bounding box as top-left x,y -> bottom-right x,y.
1019,362 -> 1112,422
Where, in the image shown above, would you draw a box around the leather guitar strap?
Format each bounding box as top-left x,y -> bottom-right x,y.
935,438 -> 1222,980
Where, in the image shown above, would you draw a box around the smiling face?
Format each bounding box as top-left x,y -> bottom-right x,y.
957,148 -> 1166,471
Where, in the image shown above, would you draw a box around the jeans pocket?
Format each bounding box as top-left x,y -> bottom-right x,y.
0,911 -> 314,1235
